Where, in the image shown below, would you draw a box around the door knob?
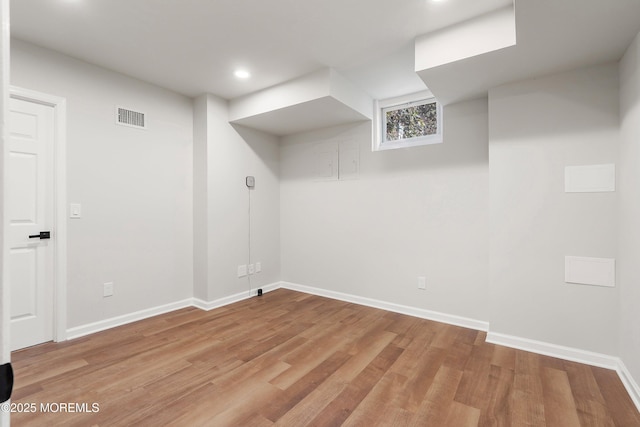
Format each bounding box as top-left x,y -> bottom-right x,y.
28,231 -> 51,239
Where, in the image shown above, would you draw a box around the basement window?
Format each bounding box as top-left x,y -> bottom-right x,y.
373,91 -> 443,151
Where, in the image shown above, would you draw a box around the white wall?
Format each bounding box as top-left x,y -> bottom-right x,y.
10,40 -> 193,329
488,63 -> 620,354
280,98 -> 489,321
193,95 -> 208,301
194,94 -> 280,302
619,31 -> 640,384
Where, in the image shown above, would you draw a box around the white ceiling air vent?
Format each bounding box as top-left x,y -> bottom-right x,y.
116,106 -> 146,129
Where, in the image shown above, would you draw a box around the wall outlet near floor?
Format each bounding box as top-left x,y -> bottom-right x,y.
103,282 -> 114,297
248,264 -> 255,275
418,276 -> 426,290
255,262 -> 262,273
237,265 -> 247,278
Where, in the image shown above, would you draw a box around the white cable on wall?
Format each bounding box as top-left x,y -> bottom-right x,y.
246,176 -> 255,295
248,182 -> 252,295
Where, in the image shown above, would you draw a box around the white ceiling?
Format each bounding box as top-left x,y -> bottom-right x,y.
10,0 -> 511,100
10,0 -> 640,104
418,0 -> 640,105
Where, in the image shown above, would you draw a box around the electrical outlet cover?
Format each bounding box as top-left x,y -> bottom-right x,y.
237,265 -> 247,278
103,282 -> 114,297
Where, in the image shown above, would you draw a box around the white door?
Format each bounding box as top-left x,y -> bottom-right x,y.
7,97 -> 55,351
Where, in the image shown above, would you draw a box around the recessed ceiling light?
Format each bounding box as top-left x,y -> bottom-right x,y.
234,70 -> 251,79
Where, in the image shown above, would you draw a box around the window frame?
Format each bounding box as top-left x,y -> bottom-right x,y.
373,90 -> 443,151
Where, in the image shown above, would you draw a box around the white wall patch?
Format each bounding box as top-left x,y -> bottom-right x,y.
565,256 -> 615,288
565,164 -> 615,192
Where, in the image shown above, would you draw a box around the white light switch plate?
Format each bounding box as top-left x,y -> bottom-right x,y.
255,262 -> 262,273
70,203 -> 82,218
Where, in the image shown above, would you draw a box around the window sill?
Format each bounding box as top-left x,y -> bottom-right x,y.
374,134 -> 443,151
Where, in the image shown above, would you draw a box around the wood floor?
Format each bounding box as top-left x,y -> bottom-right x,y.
10,289 -> 640,426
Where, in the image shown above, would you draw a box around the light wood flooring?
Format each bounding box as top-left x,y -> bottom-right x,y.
11,289 -> 640,426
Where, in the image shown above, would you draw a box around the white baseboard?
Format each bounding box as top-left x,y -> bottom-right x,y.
66,298 -> 194,340
66,281 -> 487,342
280,281 -> 489,332
66,283 -> 281,339
486,331 -> 619,370
192,291 -> 250,311
617,359 -> 640,411
257,282 -> 281,295
192,282 -> 281,311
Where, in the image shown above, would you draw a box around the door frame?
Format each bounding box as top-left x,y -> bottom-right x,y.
9,86 -> 67,342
